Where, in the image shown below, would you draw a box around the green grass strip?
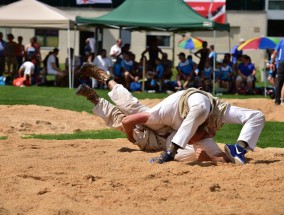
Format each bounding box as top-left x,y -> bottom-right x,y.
215,122 -> 284,148
0,86 -> 271,113
0,136 -> 7,140
21,122 -> 284,148
0,86 -> 168,113
23,129 -> 125,140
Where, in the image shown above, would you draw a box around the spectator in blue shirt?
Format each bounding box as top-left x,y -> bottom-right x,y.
219,60 -> 233,93
121,51 -> 134,89
201,61 -> 213,92
176,52 -> 196,89
270,39 -> 284,105
156,58 -> 164,90
208,45 -> 217,67
236,55 -> 256,93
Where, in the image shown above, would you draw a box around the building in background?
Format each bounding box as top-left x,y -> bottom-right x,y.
0,0 -> 283,70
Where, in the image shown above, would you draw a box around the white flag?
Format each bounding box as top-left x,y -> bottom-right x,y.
76,0 -> 112,4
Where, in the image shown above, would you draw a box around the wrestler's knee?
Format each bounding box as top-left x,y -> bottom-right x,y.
254,110 -> 266,125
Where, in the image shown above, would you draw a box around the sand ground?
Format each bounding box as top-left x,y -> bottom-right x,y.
0,98 -> 283,215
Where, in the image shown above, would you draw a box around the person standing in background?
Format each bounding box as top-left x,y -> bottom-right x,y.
26,37 -> 41,60
231,38 -> 245,71
84,37 -> 95,63
0,32 -> 6,76
194,41 -> 210,75
5,33 -> 17,77
141,37 -> 163,71
16,36 -> 25,70
110,38 -> 122,63
88,37 -> 96,62
92,49 -> 113,88
270,39 -> 284,105
208,45 -> 217,67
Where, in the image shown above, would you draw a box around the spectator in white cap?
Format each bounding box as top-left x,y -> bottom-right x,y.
230,38 -> 245,76
231,38 -> 245,65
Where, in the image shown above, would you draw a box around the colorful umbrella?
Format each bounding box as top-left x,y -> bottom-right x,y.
178,37 -> 204,50
238,36 -> 280,50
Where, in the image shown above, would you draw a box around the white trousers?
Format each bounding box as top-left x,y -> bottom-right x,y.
171,92 -> 265,151
108,84 -> 149,115
223,105 -> 265,150
172,93 -> 211,149
93,84 -> 222,161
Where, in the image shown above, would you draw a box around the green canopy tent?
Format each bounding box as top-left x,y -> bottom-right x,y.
76,0 -> 230,32
76,0 -> 230,92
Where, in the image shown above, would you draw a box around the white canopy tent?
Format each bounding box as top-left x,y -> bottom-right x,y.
0,0 -> 77,88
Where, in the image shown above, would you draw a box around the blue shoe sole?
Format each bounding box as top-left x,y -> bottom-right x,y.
224,144 -> 235,164
234,156 -> 246,165
224,145 -> 245,165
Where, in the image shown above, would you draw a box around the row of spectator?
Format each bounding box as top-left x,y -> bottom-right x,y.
79,37 -> 257,94
0,34 -> 258,95
0,32 -> 42,77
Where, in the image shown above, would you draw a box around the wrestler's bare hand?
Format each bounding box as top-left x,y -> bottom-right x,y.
196,148 -> 231,164
195,147 -> 211,161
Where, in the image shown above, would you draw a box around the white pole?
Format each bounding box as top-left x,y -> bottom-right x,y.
72,24 -> 77,89
213,30 -> 216,95
68,22 -> 72,89
228,31 -> 231,51
264,68 -> 267,97
142,56 -> 145,92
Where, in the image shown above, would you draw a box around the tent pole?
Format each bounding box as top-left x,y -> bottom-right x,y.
228,31 -> 231,52
172,32 -> 175,66
142,56 -> 145,92
119,27 -> 122,39
95,27 -> 98,57
213,30 -> 216,95
72,24 -> 77,89
68,21 -> 72,89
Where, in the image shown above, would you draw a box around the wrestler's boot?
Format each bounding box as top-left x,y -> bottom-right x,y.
80,63 -> 113,85
75,83 -> 100,105
149,142 -> 180,164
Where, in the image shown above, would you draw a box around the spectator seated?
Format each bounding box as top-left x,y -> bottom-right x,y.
235,55 -> 256,94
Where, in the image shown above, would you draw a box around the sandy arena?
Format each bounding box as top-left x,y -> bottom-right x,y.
0,98 -> 284,215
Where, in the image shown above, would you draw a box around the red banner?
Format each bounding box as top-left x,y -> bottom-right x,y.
184,0 -> 226,24
76,0 -> 112,4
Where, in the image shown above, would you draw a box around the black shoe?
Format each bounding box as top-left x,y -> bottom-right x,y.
149,151 -> 175,164
76,84 -> 100,105
80,63 -> 110,84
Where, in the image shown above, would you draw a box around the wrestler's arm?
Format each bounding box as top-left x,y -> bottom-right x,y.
189,127 -> 230,163
122,112 -> 151,143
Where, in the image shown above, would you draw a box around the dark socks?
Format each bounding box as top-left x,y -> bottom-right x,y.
237,140 -> 248,149
168,142 -> 180,155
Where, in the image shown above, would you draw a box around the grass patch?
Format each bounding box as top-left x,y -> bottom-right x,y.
1,84 -> 282,148
0,136 -> 7,140
0,86 -> 169,113
0,86 -> 270,113
215,122 -> 284,148
23,129 -> 125,140
21,122 -> 284,148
